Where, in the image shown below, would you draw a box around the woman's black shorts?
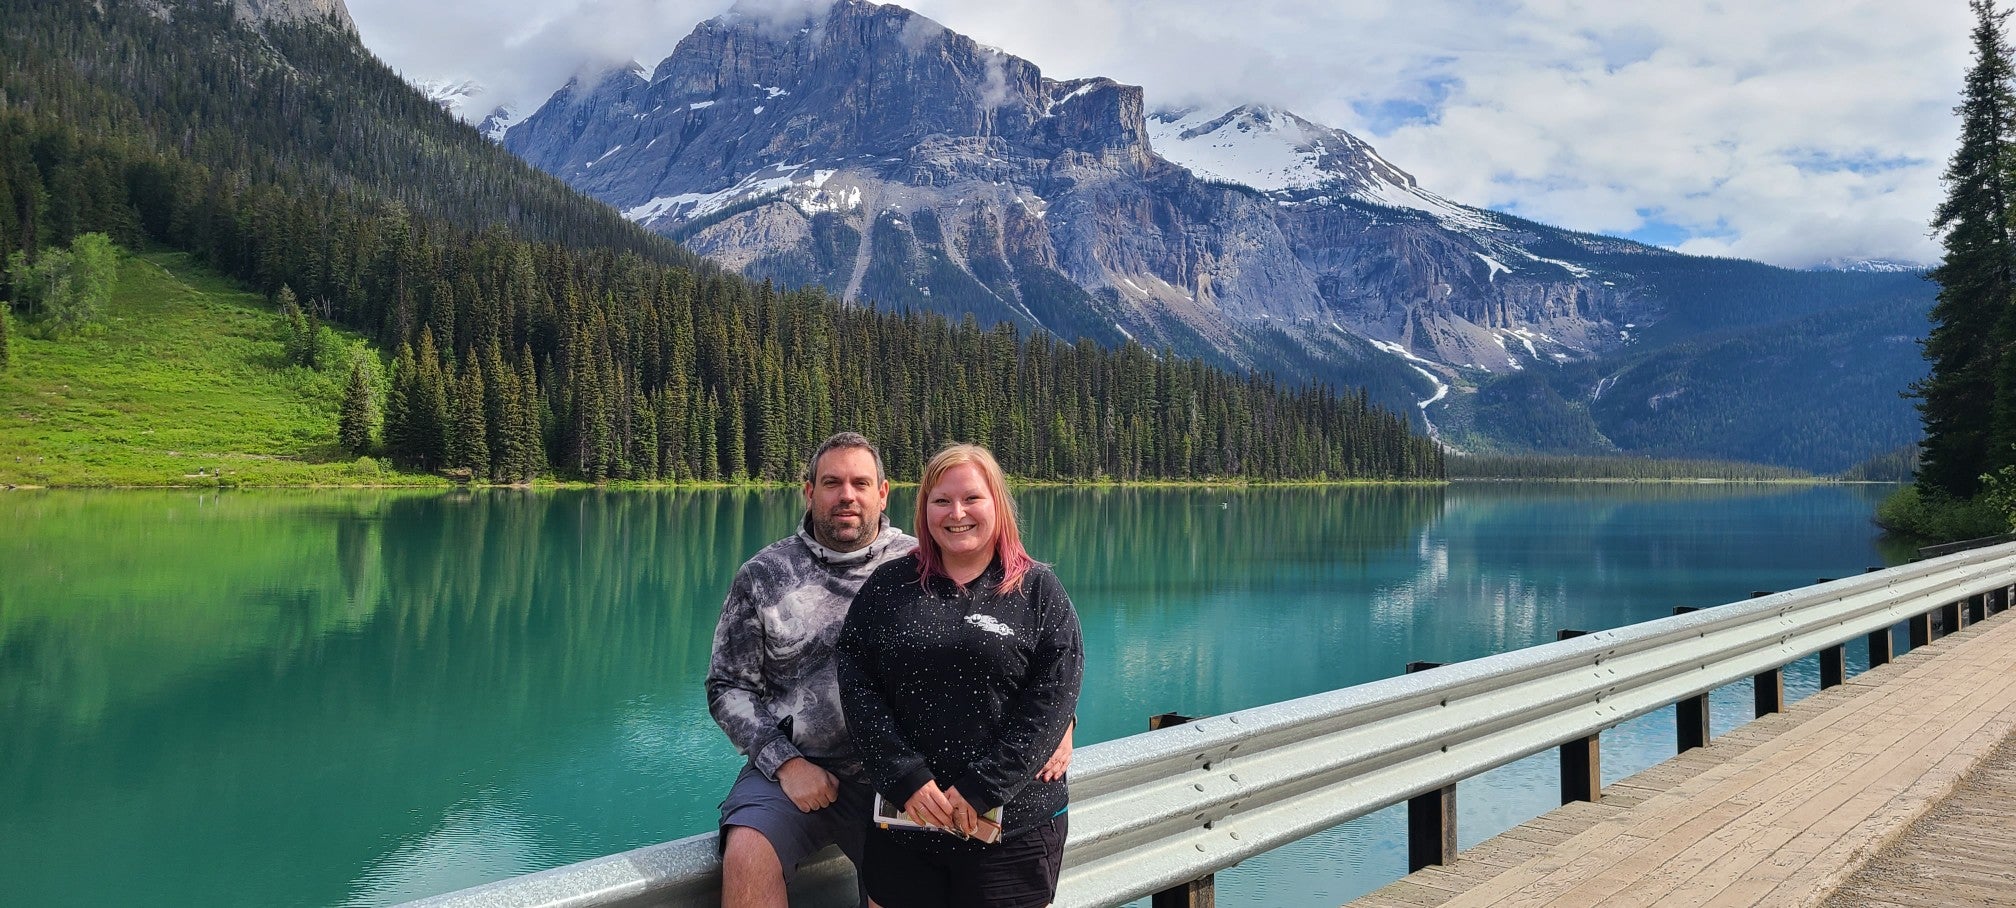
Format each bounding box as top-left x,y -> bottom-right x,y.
862,814 -> 1067,908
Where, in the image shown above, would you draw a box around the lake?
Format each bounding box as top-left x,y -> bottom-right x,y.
0,483 -> 1910,906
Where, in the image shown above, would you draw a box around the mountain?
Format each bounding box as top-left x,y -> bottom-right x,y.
494,0 -> 1932,470
416,77 -> 483,116
0,0 -> 1438,485
412,76 -> 522,141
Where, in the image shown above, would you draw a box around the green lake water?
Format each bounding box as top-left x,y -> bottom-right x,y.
0,483 -> 1910,906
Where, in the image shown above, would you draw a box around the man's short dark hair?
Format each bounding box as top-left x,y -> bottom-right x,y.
805,432 -> 887,484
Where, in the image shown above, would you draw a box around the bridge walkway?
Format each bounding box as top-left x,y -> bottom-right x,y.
1348,607 -> 2016,908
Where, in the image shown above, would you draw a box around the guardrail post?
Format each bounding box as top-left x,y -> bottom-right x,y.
1403,661 -> 1456,871
1552,630 -> 1601,804
1910,611 -> 1933,648
1671,607 -> 1710,752
1968,593 -> 1987,624
1753,667 -> 1783,715
1677,694 -> 1710,751
1152,875 -> 1214,908
1560,734 -> 1600,805
1939,600 -> 1963,636
1147,712 -> 1211,908
1868,626 -> 1893,667
1408,786 -> 1457,872
1819,644 -> 1846,688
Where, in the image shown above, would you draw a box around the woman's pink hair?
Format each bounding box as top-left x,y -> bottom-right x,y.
913,444 -> 1035,594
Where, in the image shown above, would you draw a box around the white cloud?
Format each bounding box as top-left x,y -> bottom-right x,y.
347,0 -> 1973,268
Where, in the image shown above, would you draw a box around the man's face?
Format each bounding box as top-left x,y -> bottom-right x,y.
804,447 -> 889,553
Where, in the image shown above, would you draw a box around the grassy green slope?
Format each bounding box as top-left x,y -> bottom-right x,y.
0,249 -> 439,488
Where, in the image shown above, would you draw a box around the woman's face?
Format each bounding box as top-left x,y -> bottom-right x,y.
925,462 -> 997,566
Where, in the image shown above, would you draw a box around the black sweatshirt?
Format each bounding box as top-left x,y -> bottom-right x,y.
836,553 -> 1083,846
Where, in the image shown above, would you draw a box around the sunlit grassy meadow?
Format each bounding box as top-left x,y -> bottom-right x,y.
0,249 -> 441,487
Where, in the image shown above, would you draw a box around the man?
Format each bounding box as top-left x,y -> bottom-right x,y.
709,432 -> 910,906
707,432 -> 1072,906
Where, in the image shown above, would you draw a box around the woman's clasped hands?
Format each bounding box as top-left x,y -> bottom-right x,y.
903,781 -> 983,838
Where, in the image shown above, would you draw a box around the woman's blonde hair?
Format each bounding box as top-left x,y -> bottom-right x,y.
913,443 -> 1034,594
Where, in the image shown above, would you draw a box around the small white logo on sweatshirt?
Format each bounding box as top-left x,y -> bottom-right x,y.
965,614 -> 1015,637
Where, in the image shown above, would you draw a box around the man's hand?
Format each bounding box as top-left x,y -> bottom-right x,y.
777,757 -> 839,813
903,781 -> 956,830
1037,721 -> 1074,782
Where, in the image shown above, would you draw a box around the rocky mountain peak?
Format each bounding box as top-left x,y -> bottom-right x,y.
230,0 -> 355,33
1146,103 -> 1421,199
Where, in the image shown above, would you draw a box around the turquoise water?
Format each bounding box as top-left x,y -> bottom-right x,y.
0,483 -> 1907,906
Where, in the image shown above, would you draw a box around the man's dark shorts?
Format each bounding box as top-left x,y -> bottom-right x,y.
718,762 -> 874,878
862,814 -> 1067,908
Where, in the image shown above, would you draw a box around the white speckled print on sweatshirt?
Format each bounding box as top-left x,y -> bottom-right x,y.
705,515 -> 917,782
837,554 -> 1083,847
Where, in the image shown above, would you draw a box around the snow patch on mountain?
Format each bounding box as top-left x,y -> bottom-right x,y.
1147,104 -> 1499,233
1810,257 -> 1930,274
478,106 -> 524,142
622,165 -> 842,227
1476,253 -> 1510,282
415,78 -> 485,118
1146,106 -> 1334,191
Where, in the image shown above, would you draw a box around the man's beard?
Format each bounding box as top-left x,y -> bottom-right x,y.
814,510 -> 875,550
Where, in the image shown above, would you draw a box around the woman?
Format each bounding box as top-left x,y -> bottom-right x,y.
837,444 -> 1084,908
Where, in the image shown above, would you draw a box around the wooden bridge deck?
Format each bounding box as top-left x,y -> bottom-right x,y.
1348,607 -> 2016,908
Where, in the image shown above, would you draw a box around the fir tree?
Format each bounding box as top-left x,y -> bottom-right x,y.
516,351 -> 547,480
339,359 -> 373,454
447,355 -> 489,476
413,326 -> 449,470
1918,0 -> 2016,498
383,342 -> 417,465
481,343 -> 511,480
277,285 -> 312,367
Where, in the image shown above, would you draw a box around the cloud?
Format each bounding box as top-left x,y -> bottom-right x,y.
347,0 -> 1973,268
350,0 -> 734,118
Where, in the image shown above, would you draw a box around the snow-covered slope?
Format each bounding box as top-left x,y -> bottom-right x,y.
410,77 -> 526,142
1811,257 -> 1930,274
1147,104 -> 1495,232
415,78 -> 484,118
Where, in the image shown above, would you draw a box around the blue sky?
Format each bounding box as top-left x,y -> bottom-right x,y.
350,0 -> 1974,269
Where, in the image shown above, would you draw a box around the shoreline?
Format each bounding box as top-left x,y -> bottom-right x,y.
2,477 -> 1900,492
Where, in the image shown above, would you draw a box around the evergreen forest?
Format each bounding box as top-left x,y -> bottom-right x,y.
0,0 -> 1442,484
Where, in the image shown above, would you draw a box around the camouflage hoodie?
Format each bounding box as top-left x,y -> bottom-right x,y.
705,514 -> 917,782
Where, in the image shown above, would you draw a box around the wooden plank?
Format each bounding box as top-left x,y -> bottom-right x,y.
1352,608 -> 2016,908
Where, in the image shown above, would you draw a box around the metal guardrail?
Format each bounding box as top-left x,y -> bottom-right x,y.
1918,531 -> 2016,558
400,543 -> 2016,908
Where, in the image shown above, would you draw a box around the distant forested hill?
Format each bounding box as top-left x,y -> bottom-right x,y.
0,0 -> 1440,483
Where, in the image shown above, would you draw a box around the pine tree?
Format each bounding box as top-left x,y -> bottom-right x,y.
516,348 -> 547,481
414,326 -> 449,470
383,342 -> 417,465
277,285 -> 313,367
447,355 -> 489,476
477,343 -> 508,473
339,359 -> 373,454
1918,0 -> 2016,498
